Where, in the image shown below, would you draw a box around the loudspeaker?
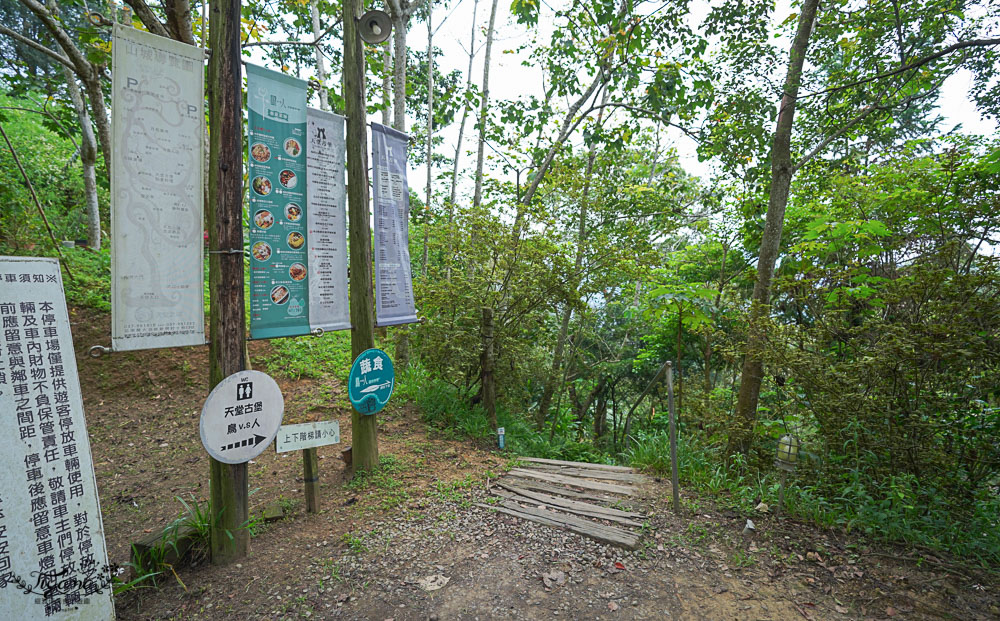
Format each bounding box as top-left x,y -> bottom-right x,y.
358,10 -> 392,44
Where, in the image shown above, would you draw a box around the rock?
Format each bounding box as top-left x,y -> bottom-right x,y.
541,570 -> 566,589
755,502 -> 769,513
416,575 -> 450,592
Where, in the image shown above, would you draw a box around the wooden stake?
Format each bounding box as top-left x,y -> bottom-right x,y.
343,0 -> 378,473
207,0 -> 248,564
303,448 -> 319,513
666,361 -> 681,514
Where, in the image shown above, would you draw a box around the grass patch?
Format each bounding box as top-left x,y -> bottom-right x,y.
261,328 -> 354,380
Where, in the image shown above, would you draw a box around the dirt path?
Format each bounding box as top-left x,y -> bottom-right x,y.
67,307 -> 999,620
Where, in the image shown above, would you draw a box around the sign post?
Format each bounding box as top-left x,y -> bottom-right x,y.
343,0 -> 379,473
207,0 -> 249,564
275,421 -> 341,512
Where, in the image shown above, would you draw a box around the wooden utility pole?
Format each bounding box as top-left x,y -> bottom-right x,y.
343,0 -> 379,472
207,0 -> 248,563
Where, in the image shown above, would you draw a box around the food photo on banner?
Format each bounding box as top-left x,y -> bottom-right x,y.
246,63 -> 310,339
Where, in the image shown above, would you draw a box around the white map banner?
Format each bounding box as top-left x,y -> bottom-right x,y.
0,257 -> 114,620
371,123 -> 418,327
306,108 -> 350,332
111,24 -> 205,351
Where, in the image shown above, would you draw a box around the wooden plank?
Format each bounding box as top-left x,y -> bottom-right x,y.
517,456 -> 635,472
494,481 -> 644,519
520,463 -> 647,483
478,502 -> 639,550
508,468 -> 636,495
491,488 -> 644,528
501,478 -> 623,505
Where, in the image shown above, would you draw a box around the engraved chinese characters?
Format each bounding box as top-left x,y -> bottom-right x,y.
0,257 -> 114,620
111,24 -> 206,351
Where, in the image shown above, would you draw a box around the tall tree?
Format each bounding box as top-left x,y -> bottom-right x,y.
471,0 -> 498,209
728,0 -> 821,456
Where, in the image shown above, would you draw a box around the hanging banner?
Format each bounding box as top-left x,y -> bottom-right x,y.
111,24 -> 206,351
305,108 -> 351,332
0,257 -> 114,620
246,64 -> 310,339
371,123 -> 418,327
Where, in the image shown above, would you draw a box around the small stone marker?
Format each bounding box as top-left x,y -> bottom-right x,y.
276,420 -> 340,453
200,370 -> 284,464
347,348 -> 394,415
497,427 -> 506,450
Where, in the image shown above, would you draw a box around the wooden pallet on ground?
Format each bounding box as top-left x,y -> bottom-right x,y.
480,456 -> 650,550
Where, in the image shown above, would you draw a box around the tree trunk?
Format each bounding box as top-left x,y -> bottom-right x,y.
446,0 -> 478,281
60,67 -> 100,249
481,306 -> 497,429
472,0 -> 499,209
344,0 -> 379,472
594,389 -> 608,439
386,0 -> 410,132
536,306 -> 571,429
385,0 -> 412,374
728,0 -> 820,457
310,0 -> 329,111
675,302 -> 683,413
381,41 -> 392,124
81,75 -> 111,181
422,7 -> 433,276
518,72 -> 604,208
535,90 -> 606,430
207,0 -> 248,564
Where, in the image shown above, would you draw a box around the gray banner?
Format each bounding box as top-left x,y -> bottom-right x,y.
306,108 -> 350,332
111,25 -> 205,351
371,123 -> 418,327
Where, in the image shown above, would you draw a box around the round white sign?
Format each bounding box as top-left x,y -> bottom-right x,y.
200,370 -> 284,464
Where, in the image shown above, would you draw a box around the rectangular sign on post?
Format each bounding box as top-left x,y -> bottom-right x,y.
0,257 -> 114,620
275,421 -> 341,453
305,108 -> 350,332
371,123 -> 419,327
111,24 -> 206,352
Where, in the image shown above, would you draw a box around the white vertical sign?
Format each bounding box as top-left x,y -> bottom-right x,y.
111,25 -> 206,351
371,123 -> 418,326
306,108 -> 351,332
0,257 -> 114,620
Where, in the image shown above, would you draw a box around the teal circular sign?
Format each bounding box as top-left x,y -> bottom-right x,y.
348,348 -> 395,415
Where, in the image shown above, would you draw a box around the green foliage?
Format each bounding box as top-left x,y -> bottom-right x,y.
0,94 -> 105,250
261,329 -> 354,380
398,362 -> 609,463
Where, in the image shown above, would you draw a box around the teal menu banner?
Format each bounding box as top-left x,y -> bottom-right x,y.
247,64 -> 309,339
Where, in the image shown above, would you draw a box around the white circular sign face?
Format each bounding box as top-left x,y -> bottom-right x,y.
200,370 -> 284,464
